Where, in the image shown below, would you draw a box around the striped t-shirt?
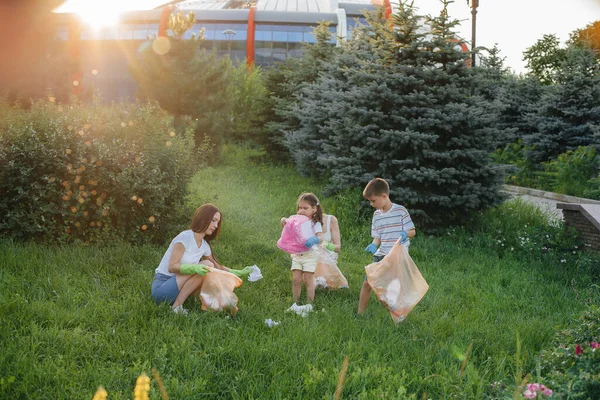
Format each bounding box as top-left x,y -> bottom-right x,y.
371,203 -> 415,256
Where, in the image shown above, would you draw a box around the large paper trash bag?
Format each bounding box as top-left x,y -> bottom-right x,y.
365,244 -> 428,323
314,245 -> 348,289
277,214 -> 311,254
199,267 -> 243,313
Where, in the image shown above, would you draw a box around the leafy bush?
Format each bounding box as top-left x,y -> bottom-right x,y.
539,306 -> 600,399
492,140 -> 546,188
494,144 -> 600,200
461,198 -> 600,282
0,98 -> 202,244
544,146 -> 600,199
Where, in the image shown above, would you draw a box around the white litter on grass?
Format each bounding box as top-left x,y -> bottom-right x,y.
286,303 -> 313,317
265,318 -> 280,327
315,276 -> 327,288
247,265 -> 263,282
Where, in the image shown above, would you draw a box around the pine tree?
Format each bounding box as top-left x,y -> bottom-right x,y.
263,22 -> 339,162
287,0 -> 506,228
471,44 -> 518,149
129,12 -> 232,154
524,46 -> 600,163
494,75 -> 547,149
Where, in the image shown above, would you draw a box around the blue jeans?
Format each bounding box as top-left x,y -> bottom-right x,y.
151,273 -> 179,305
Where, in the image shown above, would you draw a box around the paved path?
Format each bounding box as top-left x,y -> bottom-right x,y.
502,185 -> 600,223
504,192 -> 564,222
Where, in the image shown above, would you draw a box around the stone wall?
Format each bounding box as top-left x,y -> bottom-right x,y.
558,204 -> 600,251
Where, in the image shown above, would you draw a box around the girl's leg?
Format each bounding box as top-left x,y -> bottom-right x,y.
357,279 -> 372,315
292,270 -> 304,303
303,272 -> 315,303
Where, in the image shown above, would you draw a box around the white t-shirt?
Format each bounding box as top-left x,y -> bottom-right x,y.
155,230 -> 212,276
299,219 -> 322,239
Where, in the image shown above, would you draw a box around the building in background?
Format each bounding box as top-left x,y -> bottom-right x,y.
54,0 -> 382,101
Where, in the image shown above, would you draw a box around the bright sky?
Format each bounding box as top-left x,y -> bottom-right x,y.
55,0 -> 600,73
412,0 -> 600,74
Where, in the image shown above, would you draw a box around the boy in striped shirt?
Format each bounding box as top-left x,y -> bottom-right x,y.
357,178 -> 416,315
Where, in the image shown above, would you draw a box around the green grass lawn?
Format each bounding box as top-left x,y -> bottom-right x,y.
1,146 -> 598,399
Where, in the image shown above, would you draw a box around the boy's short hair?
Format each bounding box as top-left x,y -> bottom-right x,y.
363,178 -> 389,198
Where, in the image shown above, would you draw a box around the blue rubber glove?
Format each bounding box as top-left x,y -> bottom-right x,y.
304,236 -> 320,248
398,230 -> 408,244
365,243 -> 377,254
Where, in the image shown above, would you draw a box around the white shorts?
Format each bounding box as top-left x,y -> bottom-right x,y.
291,252 -> 317,273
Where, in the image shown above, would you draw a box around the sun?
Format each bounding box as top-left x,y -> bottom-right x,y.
53,0 -> 162,29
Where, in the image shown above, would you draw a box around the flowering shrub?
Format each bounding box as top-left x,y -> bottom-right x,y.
538,306 -> 600,399
0,98 -> 203,244
523,383 -> 553,398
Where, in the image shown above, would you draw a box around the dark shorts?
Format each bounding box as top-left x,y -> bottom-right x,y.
151,273 -> 180,305
364,255 -> 385,281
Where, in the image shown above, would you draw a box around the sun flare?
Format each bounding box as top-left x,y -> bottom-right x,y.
54,0 -> 164,29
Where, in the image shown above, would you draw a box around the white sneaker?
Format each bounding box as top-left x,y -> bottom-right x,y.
173,305 -> 188,315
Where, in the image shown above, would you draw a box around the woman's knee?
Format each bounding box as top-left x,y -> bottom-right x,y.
200,260 -> 214,268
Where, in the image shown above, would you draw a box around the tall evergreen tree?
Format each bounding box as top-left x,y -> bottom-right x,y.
494,75 -> 547,149
287,1 -> 506,228
262,22 -> 339,162
130,12 -> 232,154
472,44 -> 517,148
524,46 -> 600,163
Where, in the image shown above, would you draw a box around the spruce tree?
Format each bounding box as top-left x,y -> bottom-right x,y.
288,0 -> 507,228
524,46 -> 600,163
472,44 -> 517,149
263,22 -> 339,162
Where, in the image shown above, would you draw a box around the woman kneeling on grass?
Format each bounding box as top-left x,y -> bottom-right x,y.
151,203 -> 250,314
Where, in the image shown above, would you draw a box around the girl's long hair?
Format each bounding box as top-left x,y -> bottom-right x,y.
190,203 -> 222,242
297,193 -> 323,224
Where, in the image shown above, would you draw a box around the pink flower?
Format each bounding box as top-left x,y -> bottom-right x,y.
527,383 -> 540,392
542,388 -> 553,396
523,389 -> 537,399
576,344 -> 584,355
590,342 -> 600,349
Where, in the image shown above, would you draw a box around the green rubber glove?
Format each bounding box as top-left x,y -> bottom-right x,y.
323,241 -> 336,252
228,266 -> 252,278
180,264 -> 209,276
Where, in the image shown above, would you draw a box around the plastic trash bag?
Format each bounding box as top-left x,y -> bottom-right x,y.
198,267 -> 243,314
364,243 -> 428,323
277,215 -> 311,254
314,245 -> 349,289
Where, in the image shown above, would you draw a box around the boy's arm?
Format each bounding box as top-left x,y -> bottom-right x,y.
407,228 -> 416,239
